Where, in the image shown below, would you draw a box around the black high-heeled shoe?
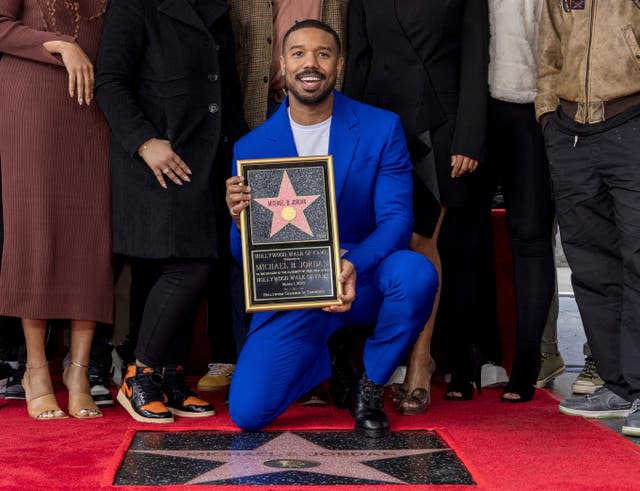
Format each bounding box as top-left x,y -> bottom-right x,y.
501,383 -> 535,403
444,378 -> 475,401
501,350 -> 539,403
444,344 -> 483,400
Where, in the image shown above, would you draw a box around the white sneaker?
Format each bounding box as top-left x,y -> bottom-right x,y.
481,363 -> 509,388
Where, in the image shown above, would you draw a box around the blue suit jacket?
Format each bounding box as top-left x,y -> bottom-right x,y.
230,91 -> 414,312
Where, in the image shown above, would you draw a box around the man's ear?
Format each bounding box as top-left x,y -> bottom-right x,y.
279,55 -> 285,76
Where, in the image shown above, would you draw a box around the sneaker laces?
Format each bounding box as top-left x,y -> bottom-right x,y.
585,386 -> 607,401
579,356 -> 598,378
205,363 -> 234,377
135,371 -> 164,405
630,399 -> 640,414
359,375 -> 384,409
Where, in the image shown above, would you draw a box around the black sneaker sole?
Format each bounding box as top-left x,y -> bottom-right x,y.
93,395 -> 115,407
116,390 -> 174,424
5,394 -> 26,400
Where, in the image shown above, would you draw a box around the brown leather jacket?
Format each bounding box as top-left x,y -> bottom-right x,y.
535,0 -> 640,124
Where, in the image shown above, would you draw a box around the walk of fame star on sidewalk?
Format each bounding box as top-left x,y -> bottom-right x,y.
254,171 -> 320,237
122,431 -> 464,484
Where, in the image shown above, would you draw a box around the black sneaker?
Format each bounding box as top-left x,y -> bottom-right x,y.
117,364 -> 174,423
0,362 -> 12,402
89,339 -> 115,407
5,361 -> 25,400
162,365 -> 215,418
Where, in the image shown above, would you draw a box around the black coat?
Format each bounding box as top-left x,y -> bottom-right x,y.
95,0 -> 246,258
344,0 -> 488,162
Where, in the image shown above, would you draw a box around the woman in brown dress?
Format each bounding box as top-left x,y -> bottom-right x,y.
0,0 -> 112,420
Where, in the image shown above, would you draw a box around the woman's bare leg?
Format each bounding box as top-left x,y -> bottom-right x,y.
22,319 -> 66,419
400,207 -> 445,411
65,320 -> 101,417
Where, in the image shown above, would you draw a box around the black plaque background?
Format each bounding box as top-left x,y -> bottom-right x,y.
239,158 -> 340,310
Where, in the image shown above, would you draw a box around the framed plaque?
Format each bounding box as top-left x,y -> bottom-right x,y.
237,156 -> 342,312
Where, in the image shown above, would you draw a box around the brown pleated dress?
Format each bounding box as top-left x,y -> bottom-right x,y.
0,0 -> 113,323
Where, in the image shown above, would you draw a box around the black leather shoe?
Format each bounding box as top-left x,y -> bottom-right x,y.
350,373 -> 389,438
163,365 -> 215,418
329,342 -> 357,409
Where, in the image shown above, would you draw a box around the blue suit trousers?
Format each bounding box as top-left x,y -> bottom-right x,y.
229,250 -> 438,431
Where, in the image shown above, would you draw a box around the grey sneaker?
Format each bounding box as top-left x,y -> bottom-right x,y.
536,352 -> 566,388
572,356 -> 604,394
559,387 -> 631,418
622,399 -> 640,437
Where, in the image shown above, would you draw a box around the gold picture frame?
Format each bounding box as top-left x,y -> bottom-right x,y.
237,155 -> 342,312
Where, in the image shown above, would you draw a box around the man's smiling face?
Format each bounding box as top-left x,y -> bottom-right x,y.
280,27 -> 343,107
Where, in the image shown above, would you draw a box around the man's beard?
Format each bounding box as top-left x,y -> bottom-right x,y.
286,69 -> 335,106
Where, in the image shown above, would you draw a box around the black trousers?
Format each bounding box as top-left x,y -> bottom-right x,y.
131,258 -> 213,368
206,135 -> 245,363
437,200 -> 493,380
488,99 -> 555,382
545,112 -> 640,401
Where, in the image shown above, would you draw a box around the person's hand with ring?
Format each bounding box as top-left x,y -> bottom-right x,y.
138,138 -> 192,189
226,175 -> 251,226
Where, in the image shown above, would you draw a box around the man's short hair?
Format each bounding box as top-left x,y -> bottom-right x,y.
282,19 -> 341,54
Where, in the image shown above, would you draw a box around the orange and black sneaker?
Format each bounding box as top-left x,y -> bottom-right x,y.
117,364 -> 174,424
162,365 -> 215,418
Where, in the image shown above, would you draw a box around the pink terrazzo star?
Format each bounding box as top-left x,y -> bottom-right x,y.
254,171 -> 320,237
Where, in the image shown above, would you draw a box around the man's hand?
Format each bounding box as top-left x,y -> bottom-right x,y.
226,175 -> 252,226
138,138 -> 191,189
450,154 -> 479,178
323,259 -> 356,313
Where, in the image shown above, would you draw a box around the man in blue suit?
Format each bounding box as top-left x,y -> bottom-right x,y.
225,20 -> 438,438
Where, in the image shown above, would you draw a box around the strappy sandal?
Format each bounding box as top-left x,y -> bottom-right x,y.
64,361 -> 102,419
392,383 -> 409,407
22,362 -> 68,420
396,358 -> 436,415
399,388 -> 429,415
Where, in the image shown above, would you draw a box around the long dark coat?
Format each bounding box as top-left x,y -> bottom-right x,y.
344,0 -> 488,162
95,0 -> 245,258
344,0 -> 488,210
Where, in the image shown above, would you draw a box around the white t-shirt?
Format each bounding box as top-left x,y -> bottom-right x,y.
288,108 -> 332,157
